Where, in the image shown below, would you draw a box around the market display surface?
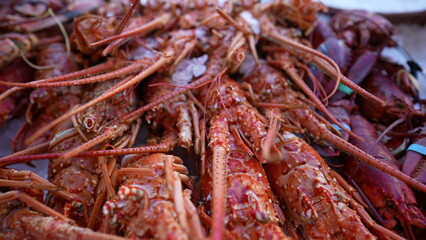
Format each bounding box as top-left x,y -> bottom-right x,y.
0,0 -> 425,239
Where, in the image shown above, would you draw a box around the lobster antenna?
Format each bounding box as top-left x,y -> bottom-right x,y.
396,69 -> 420,91
48,8 -> 71,57
115,0 -> 139,35
19,50 -> 55,70
367,117 -> 405,154
0,87 -> 20,102
19,8 -> 70,70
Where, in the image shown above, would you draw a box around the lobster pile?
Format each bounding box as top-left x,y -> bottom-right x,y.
0,0 -> 425,239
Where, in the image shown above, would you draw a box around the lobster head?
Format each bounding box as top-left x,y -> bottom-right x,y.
71,14 -> 117,56
242,61 -> 289,102
358,71 -> 419,124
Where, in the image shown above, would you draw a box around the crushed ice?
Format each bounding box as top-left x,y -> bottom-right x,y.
172,54 -> 208,86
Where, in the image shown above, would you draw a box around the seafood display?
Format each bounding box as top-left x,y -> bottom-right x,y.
0,0 -> 425,239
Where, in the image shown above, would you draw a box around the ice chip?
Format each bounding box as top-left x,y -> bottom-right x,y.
240,11 -> 260,35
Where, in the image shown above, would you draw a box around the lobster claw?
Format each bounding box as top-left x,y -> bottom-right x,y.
358,70 -> 416,124
402,131 -> 426,183
310,19 -> 334,49
343,115 -> 426,235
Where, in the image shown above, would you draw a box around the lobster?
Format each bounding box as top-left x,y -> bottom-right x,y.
340,114 -> 426,239
103,153 -> 203,239
198,81 -> 290,239
259,0 -> 326,32
44,119 -> 104,227
402,125 -> 426,239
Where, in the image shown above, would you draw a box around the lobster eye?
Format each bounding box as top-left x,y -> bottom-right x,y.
394,99 -> 405,108
73,201 -> 84,212
84,118 -> 95,130
387,200 -> 396,209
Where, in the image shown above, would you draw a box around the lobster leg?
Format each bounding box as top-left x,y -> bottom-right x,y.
183,189 -> 206,240
59,124 -> 128,160
118,167 -> 156,178
0,168 -> 77,201
98,156 -> 115,199
0,190 -> 71,222
0,60 -> 129,89
87,157 -> 119,229
114,0 -> 139,36
176,103 -> 194,149
88,13 -> 171,47
5,63 -> 144,88
0,179 -> 59,192
164,156 -> 190,233
188,101 -> 202,155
